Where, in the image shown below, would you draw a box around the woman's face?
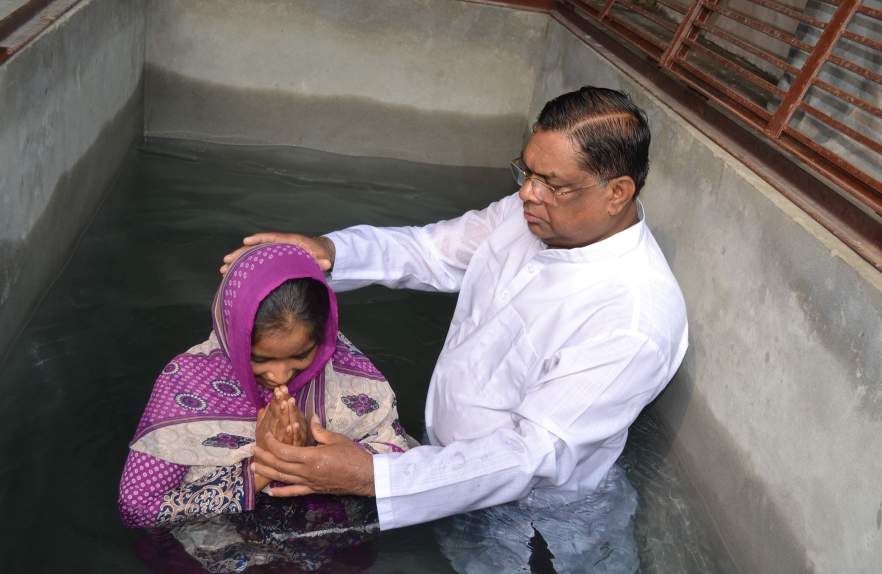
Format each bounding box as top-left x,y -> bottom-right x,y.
250,321 -> 318,389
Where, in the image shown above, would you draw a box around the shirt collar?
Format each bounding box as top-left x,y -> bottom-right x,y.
537,200 -> 646,263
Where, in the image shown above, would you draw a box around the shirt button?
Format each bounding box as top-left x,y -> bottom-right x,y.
501,290 -> 510,300
526,264 -> 537,274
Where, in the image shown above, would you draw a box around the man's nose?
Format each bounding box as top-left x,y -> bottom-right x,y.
517,180 -> 540,204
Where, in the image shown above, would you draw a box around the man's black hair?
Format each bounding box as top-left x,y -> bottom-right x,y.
535,86 -> 650,196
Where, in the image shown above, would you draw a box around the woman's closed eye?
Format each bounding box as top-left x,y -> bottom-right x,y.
251,344 -> 316,364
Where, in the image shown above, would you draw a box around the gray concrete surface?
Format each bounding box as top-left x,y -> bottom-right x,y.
144,0 -> 548,167
0,0 -> 144,357
4,1 -> 881,571
528,19 -> 882,574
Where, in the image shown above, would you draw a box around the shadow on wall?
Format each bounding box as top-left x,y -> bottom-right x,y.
0,87 -> 143,360
653,349 -> 818,574
145,68 -> 528,169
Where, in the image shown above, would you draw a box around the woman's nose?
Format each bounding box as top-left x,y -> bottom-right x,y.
267,366 -> 293,385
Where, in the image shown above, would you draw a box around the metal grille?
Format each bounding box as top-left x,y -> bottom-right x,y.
0,0 -> 81,64
556,0 -> 882,220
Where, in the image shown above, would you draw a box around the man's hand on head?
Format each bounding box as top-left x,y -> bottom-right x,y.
220,233 -> 336,274
251,418 -> 375,497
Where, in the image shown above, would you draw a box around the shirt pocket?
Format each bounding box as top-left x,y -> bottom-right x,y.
463,306 -> 537,407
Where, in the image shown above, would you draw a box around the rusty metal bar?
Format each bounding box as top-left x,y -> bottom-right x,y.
767,0 -> 861,137
614,1 -> 680,33
604,12 -> 670,53
857,4 -> 882,19
600,0 -> 618,20
742,0 -> 829,28
660,0 -> 712,67
698,21 -> 797,73
841,29 -> 882,52
655,0 -> 689,14
682,37 -> 785,95
671,59 -> 775,121
827,53 -> 882,86
463,0 -> 556,10
563,0 -> 606,19
552,0 -> 882,269
564,0 -> 604,18
567,0 -> 669,57
798,102 -> 882,155
0,0 -> 53,44
781,129 -> 882,214
697,19 -> 882,118
712,5 -> 814,53
813,78 -> 882,119
604,14 -> 667,51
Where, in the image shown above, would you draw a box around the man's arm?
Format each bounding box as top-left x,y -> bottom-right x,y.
222,193 -> 521,292
252,330 -> 671,529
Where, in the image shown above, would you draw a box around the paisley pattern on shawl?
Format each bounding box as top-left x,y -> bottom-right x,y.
202,433 -> 255,449
341,394 -> 381,416
157,464 -> 248,526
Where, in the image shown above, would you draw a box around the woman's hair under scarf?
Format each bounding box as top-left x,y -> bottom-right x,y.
212,243 -> 339,407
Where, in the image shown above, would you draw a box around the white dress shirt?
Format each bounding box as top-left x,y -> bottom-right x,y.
326,192 -> 688,530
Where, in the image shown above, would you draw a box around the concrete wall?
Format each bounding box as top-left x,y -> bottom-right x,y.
4,2 -> 880,571
528,20 -> 882,574
0,0 -> 144,356
144,0 -> 548,167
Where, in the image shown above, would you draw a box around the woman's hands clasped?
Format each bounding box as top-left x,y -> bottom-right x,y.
253,386 -> 313,492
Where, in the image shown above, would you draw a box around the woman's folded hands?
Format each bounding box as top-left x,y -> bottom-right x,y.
253,386 -> 312,492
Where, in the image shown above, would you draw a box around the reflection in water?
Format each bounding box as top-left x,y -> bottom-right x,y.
436,466 -> 638,574
138,495 -> 380,573
0,139 -> 734,573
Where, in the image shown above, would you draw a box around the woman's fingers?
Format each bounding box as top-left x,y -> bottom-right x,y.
258,433 -> 310,464
268,484 -> 315,497
251,461 -> 307,485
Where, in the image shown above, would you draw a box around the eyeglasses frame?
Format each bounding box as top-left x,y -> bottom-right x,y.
510,158 -> 607,206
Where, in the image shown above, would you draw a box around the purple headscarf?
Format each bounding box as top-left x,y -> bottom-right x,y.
131,244 -> 339,445
212,243 -> 339,407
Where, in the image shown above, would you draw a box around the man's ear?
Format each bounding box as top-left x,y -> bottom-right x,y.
607,176 -> 636,216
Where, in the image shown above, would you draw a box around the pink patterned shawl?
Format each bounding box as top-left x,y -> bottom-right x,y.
129,244 -> 339,457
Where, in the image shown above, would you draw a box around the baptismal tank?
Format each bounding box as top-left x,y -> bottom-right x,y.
0,1 -> 879,573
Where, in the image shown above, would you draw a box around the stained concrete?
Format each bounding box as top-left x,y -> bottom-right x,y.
0,0 -> 145,357
144,0 -> 549,167
3,1 -> 881,571
529,19 -> 882,574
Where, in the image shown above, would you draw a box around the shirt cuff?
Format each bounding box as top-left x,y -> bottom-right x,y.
323,230 -> 353,279
372,453 -> 396,530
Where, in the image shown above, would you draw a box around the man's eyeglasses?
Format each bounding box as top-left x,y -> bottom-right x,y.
510,158 -> 604,206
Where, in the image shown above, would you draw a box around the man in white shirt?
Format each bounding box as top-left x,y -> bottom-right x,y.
223,86 -> 688,567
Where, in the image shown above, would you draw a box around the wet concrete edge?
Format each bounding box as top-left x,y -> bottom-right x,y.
0,87 -> 144,362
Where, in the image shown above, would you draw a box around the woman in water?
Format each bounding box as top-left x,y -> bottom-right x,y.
119,243 -> 411,528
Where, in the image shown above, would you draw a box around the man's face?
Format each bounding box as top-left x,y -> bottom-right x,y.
518,129 -> 617,248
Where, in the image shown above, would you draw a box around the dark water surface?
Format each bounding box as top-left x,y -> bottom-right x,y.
0,139 -> 735,573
